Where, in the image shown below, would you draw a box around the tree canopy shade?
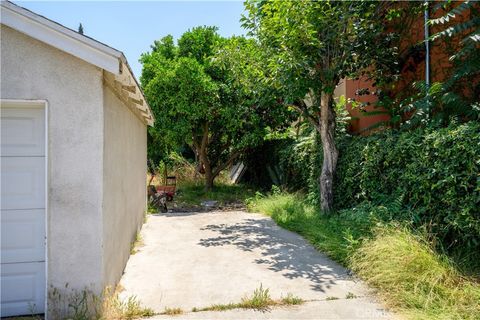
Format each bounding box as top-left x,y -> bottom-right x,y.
140,26 -> 289,189
242,0 -> 400,212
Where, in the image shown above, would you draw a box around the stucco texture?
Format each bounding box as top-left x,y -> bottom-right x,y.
102,85 -> 147,288
1,25 -> 147,305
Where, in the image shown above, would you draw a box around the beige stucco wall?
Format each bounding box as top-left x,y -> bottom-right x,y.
1,25 -> 105,294
102,85 -> 147,288
2,25 -> 148,313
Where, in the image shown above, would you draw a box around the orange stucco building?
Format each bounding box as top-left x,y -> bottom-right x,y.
340,2 -> 474,134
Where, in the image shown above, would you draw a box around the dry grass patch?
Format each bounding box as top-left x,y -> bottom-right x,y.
194,285 -> 304,312
48,285 -> 154,319
249,193 -> 480,320
102,293 -> 155,319
345,292 -> 357,299
130,232 -> 144,255
280,293 -> 305,305
351,228 -> 480,320
162,307 -> 183,315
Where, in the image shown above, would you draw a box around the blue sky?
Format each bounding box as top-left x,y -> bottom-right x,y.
15,1 -> 247,78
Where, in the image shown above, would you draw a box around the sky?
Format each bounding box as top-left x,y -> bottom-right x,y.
15,1 -> 247,78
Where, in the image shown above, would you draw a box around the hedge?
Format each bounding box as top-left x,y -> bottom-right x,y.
246,121 -> 480,253
333,122 -> 480,251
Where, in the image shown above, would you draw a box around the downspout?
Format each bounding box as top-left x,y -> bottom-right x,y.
424,1 -> 431,117
424,1 -> 430,92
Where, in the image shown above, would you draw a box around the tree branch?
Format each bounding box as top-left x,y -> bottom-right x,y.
201,122 -> 209,152
212,149 -> 243,178
290,102 -> 321,132
191,130 -> 200,152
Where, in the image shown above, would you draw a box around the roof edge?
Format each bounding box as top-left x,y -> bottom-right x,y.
1,0 -> 154,125
1,1 -> 122,73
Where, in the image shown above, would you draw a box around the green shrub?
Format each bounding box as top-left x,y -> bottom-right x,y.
262,122 -> 479,256
333,122 -> 480,254
244,130 -> 322,202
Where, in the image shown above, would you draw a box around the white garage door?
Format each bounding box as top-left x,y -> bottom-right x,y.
1,102 -> 46,317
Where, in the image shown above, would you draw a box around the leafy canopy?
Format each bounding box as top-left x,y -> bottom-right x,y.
242,0 -> 400,211
140,26 -> 289,186
242,0 -> 399,104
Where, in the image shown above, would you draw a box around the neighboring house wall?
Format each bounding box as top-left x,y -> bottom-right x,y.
0,26 -> 105,292
335,78 -> 391,135
102,85 -> 147,287
342,3 -> 476,134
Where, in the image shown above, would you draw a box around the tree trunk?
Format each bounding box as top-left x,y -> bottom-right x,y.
198,149 -> 214,191
318,92 -> 338,214
198,145 -> 214,191
192,123 -> 243,192
199,145 -> 214,191
204,169 -> 214,191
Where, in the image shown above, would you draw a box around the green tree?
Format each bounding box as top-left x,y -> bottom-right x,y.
141,27 -> 285,189
243,0 -> 399,212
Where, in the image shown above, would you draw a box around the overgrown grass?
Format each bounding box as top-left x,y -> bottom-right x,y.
352,228 -> 480,320
175,182 -> 254,208
48,285 -> 155,319
148,154 -> 254,209
193,285 -> 304,312
130,232 -> 143,255
102,293 -> 155,319
247,192 -> 374,265
345,292 -> 357,299
325,296 -> 339,301
161,307 -> 183,315
239,284 -> 274,310
247,193 -> 480,320
280,293 -> 304,305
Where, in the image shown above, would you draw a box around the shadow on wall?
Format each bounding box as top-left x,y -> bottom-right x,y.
197,218 -> 351,292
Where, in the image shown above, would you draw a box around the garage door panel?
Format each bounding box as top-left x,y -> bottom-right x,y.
0,262 -> 45,317
0,106 -> 45,156
1,157 -> 45,210
1,103 -> 46,317
1,209 -> 45,263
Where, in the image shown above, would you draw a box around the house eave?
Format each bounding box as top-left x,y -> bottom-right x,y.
0,0 -> 154,126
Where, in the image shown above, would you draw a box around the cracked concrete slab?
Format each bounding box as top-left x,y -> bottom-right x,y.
148,299 -> 391,319
119,210 -> 394,319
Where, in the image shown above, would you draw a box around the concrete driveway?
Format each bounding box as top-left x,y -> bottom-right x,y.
119,210 -> 393,319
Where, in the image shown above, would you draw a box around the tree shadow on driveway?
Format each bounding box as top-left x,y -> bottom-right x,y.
198,217 -> 352,293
